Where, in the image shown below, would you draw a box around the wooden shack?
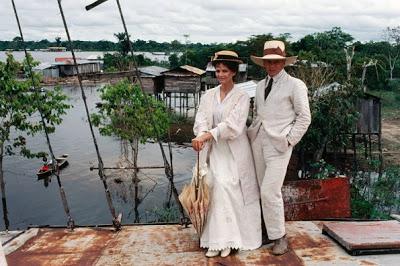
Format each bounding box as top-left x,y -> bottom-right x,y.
203,62 -> 248,90
33,63 -> 59,78
162,65 -> 205,93
55,59 -> 102,77
138,66 -> 168,95
352,93 -> 383,173
161,65 -> 205,115
356,93 -> 381,134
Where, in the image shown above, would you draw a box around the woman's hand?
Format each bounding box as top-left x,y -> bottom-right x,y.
192,132 -> 212,151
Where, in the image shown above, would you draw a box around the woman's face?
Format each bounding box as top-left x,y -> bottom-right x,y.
215,63 -> 236,85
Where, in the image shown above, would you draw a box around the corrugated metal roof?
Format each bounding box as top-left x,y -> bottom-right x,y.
53,60 -> 100,66
139,66 -> 169,77
33,62 -> 55,70
236,80 -> 258,98
3,222 -> 399,265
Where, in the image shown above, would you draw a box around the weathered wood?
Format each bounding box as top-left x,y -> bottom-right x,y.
390,214 -> 400,222
356,96 -> 381,134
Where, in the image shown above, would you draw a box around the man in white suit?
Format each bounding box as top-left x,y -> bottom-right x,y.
248,40 -> 311,255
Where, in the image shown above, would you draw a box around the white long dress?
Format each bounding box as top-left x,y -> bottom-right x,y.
200,88 -> 261,251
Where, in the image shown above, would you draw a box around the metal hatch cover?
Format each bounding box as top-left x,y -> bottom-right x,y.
322,220 -> 400,255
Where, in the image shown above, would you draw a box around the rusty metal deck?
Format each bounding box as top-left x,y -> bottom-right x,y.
283,177 -> 351,220
322,220 -> 400,255
2,221 -> 399,265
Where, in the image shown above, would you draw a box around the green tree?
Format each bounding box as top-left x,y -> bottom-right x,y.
0,54 -> 70,229
92,79 -> 170,144
114,32 -> 131,56
11,36 -> 23,50
292,27 -> 355,82
170,40 -> 182,51
383,26 -> 400,80
55,36 -> 62,47
168,53 -> 180,68
91,80 -> 170,209
298,80 -> 362,162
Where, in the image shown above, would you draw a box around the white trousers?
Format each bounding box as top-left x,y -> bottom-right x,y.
252,127 -> 292,240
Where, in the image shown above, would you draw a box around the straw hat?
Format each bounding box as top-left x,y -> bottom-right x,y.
212,50 -> 243,64
250,40 -> 297,67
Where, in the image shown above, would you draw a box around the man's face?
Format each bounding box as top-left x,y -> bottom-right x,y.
263,59 -> 285,77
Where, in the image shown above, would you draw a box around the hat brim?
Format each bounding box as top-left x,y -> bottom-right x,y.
250,55 -> 297,67
212,58 -> 243,64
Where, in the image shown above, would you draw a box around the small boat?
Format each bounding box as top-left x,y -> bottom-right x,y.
37,154 -> 69,178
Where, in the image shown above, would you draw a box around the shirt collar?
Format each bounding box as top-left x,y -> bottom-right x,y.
267,69 -> 286,84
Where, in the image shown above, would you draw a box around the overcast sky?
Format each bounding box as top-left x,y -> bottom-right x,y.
1,0 -> 400,44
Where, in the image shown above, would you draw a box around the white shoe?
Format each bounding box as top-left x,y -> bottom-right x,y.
205,249 -> 219,257
220,248 -> 231,258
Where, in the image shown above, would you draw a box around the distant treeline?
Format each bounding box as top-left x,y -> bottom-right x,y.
3,26 -> 400,90
0,38 -> 208,52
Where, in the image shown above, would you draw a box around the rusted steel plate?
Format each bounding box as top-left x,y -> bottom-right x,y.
4,225 -> 304,266
287,221 -> 383,266
283,177 -> 351,220
322,220 -> 400,255
6,228 -> 116,265
94,225 -> 304,266
5,222 -> 399,265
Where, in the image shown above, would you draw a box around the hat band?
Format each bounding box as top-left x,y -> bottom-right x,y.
214,54 -> 240,61
263,47 -> 286,57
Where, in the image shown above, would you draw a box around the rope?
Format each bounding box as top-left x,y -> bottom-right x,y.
11,0 -> 75,230
56,0 -> 121,230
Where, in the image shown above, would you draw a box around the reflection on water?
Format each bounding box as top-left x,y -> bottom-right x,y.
38,176 -> 52,188
1,85 -> 195,230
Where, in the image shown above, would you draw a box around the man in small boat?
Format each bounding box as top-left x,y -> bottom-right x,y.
40,157 -> 50,172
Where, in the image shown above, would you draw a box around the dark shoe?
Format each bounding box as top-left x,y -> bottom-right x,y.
272,235 -> 289,255
262,234 -> 274,245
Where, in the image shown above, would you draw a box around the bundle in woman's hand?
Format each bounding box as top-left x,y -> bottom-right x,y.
179,156 -> 210,237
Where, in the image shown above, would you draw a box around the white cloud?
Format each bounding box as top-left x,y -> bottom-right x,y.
1,0 -> 400,44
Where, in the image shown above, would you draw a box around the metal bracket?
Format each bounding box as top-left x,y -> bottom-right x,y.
180,217 -> 190,228
113,213 -> 123,231
67,218 -> 75,231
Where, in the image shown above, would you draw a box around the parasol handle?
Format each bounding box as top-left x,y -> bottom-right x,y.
195,150 -> 200,190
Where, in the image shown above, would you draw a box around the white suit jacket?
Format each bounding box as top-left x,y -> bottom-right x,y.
248,70 -> 311,152
193,85 -> 260,205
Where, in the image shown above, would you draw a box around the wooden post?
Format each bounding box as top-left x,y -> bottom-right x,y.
59,0 -> 120,230
352,134 -> 357,173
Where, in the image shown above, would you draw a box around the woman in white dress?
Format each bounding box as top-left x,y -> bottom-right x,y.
192,50 -> 261,258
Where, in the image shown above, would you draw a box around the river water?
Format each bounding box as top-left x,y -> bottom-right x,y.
1,85 -> 195,230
